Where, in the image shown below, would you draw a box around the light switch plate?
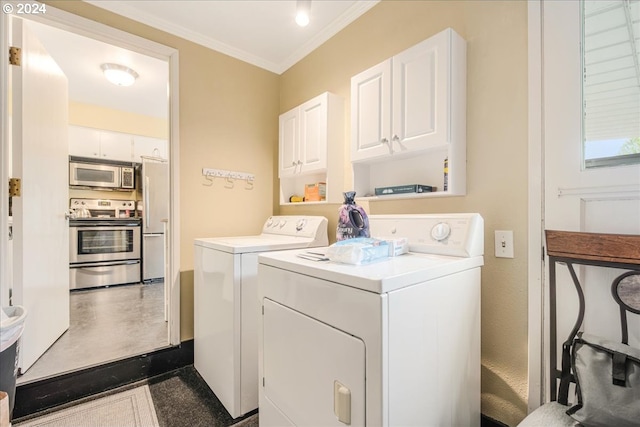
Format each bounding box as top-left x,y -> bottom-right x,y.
495,230 -> 514,258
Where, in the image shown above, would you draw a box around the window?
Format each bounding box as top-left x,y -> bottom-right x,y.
583,0 -> 640,168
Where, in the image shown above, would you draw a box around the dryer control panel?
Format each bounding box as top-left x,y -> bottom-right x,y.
262,216 -> 329,240
368,213 -> 484,257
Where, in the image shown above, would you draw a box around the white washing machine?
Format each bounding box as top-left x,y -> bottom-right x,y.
257,213 -> 484,427
194,215 -> 328,419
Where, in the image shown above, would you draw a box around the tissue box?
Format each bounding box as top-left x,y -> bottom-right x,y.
381,237 -> 409,256
304,182 -> 326,201
326,237 -> 389,265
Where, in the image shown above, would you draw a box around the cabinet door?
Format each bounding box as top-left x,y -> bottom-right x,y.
278,108 -> 299,177
99,130 -> 133,162
298,94 -> 327,174
68,125 -> 101,158
263,299 -> 366,426
133,135 -> 168,162
392,29 -> 450,154
350,59 -> 391,162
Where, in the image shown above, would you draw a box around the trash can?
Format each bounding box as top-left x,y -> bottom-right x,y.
0,305 -> 27,423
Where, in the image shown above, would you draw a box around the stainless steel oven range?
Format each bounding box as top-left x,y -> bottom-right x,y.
69,199 -> 141,290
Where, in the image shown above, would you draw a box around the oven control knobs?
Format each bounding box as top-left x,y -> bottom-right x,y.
431,222 -> 451,241
296,219 -> 306,231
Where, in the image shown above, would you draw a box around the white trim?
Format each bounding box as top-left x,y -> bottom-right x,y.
0,3 -> 181,346
168,49 -> 181,346
527,0 -> 544,413
85,0 -> 380,74
557,184 -> 640,198
0,11 -> 10,309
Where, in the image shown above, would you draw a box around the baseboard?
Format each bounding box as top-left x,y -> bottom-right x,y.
13,339 -> 194,419
482,414 -> 510,427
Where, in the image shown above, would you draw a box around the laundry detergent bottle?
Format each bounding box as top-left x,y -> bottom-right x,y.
336,191 -> 370,241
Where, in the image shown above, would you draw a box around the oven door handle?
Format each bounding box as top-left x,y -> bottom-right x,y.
70,260 -> 140,269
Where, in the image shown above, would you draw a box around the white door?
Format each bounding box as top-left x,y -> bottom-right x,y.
542,0 -> 640,396
391,31 -> 447,155
298,94 -> 327,174
262,299 -> 366,427
10,18 -> 70,372
351,59 -> 392,162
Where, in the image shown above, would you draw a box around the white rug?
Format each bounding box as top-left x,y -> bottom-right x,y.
14,386 -> 159,427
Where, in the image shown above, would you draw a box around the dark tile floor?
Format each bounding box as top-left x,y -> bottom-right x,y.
18,282 -> 168,383
148,366 -> 258,427
13,366 -> 258,427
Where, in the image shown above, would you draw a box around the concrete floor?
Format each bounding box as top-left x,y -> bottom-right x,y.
17,282 -> 168,384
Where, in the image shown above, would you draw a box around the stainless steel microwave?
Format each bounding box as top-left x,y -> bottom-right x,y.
69,161 -> 135,189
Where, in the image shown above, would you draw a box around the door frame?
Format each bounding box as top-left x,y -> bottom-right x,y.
527,0 -> 544,412
0,4 -> 181,347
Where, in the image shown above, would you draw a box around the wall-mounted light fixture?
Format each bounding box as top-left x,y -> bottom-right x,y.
295,0 -> 311,27
100,63 -> 139,87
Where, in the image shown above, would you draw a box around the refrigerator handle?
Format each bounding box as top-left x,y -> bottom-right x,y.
144,175 -> 150,227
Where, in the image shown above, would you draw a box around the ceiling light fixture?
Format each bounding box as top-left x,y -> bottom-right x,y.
295,0 -> 311,27
100,63 -> 139,87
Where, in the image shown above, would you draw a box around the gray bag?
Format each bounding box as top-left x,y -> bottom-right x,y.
567,332 -> 640,427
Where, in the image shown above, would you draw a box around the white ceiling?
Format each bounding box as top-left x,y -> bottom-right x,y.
28,20 -> 170,119
26,0 -> 379,120
87,0 -> 379,74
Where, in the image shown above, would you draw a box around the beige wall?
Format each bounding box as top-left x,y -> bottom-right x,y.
69,101 -> 168,139
279,1 -> 529,425
45,1 -> 528,425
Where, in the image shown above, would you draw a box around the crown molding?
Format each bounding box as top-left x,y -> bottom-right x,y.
85,0 -> 379,75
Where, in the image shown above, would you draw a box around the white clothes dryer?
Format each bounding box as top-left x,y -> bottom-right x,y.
257,214 -> 484,427
194,216 -> 328,419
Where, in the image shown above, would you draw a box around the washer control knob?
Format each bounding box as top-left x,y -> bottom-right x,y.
266,217 -> 274,227
296,219 -> 306,231
431,222 -> 451,241
279,220 -> 287,228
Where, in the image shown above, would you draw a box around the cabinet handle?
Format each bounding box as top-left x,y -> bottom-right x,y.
392,135 -> 400,142
292,161 -> 297,167
381,138 -> 389,144
297,160 -> 302,165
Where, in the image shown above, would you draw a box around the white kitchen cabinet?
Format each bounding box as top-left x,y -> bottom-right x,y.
68,126 -> 101,159
99,130 -> 134,162
278,92 -> 344,205
68,125 -> 133,162
133,135 -> 168,161
351,28 -> 467,199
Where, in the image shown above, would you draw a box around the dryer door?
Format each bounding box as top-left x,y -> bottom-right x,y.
263,298 -> 366,426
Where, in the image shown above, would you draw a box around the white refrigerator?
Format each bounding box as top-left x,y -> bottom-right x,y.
141,160 -> 169,282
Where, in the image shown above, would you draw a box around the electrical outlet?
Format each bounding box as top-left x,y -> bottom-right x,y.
495,230 -> 514,258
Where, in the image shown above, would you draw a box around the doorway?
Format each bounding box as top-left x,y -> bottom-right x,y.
1,5 -> 181,383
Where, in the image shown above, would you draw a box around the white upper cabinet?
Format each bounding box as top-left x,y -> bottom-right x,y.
69,125 -> 167,163
350,28 -> 467,199
279,108 -> 300,177
69,125 -> 133,162
278,92 -> 344,205
279,93 -> 329,177
68,126 -> 101,159
99,130 -> 134,162
350,60 -> 392,161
